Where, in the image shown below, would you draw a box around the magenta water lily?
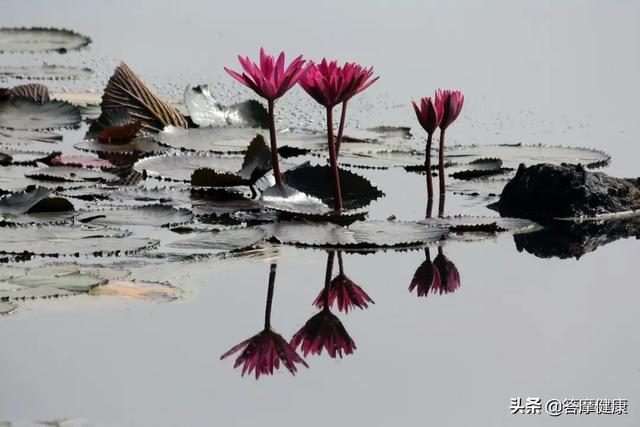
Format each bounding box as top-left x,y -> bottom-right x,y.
224,48 -> 307,186
300,59 -> 378,213
411,89 -> 464,199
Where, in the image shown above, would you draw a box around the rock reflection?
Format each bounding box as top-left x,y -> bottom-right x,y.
313,251 -> 374,313
220,263 -> 308,379
513,215 -> 640,260
291,251 -> 357,358
409,246 -> 461,297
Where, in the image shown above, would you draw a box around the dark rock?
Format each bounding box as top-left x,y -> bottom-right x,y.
490,163 -> 640,219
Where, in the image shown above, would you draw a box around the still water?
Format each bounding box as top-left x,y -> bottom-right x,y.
1,1 -> 639,426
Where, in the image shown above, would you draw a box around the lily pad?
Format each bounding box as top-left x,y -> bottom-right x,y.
266,221 -> 448,248
8,83 -> 50,103
444,144 -> 610,169
48,154 -> 117,169
100,62 -> 187,132
25,166 -> 118,183
0,301 -> 17,315
0,128 -> 61,145
422,216 -> 539,234
0,64 -> 94,80
0,187 -> 73,214
0,225 -> 158,258
260,184 -> 332,216
0,27 -> 91,53
168,227 -> 266,252
184,84 -> 268,128
0,148 -> 51,164
0,98 -> 81,130
283,163 -> 383,209
73,137 -> 167,155
133,152 -> 245,182
78,205 -> 193,228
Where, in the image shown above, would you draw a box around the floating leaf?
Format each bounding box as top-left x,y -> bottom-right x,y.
48,154 -> 117,169
283,163 -> 383,210
0,225 -> 158,258
0,98 -> 81,130
25,166 -> 118,183
78,205 -> 193,228
100,62 -> 187,132
0,152 -> 11,165
0,27 -> 91,53
0,64 -> 94,80
0,128 -> 61,145
260,184 -> 332,216
184,84 -> 268,128
422,216 -> 539,234
168,227 -> 266,252
134,152 -> 245,182
0,285 -> 77,301
191,191 -> 261,217
73,137 -> 167,155
0,147 -> 50,164
444,144 -> 610,169
266,221 -> 447,248
0,301 -> 17,315
191,134 -> 272,187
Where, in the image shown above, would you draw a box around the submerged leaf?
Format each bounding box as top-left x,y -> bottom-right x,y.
184,84 -> 268,128
89,279 -> 180,302
25,166 -> 118,183
9,83 -> 50,103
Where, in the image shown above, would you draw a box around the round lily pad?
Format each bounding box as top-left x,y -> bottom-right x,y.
0,128 -> 62,145
25,166 -> 118,183
0,301 -> 17,315
88,280 -> 180,302
422,216 -> 539,234
0,27 -> 91,53
78,205 -> 193,228
445,144 -> 611,169
134,152 -> 245,182
266,221 -> 448,248
0,98 -> 81,130
74,138 -> 167,155
0,225 -> 158,258
0,148 -> 50,164
0,64 -> 94,80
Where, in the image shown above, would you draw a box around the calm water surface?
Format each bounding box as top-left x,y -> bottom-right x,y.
1,1 -> 639,426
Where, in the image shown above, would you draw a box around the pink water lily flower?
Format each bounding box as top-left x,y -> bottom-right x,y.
412,96 -> 444,200
224,48 -> 307,102
224,48 -> 307,186
434,89 -> 464,195
299,59 -> 378,213
436,89 -> 464,130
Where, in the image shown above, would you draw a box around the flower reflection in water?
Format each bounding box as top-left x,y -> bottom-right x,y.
314,252 -> 374,313
409,246 -> 460,297
291,251 -> 357,358
408,248 -> 441,297
432,247 -> 461,294
220,263 -> 308,379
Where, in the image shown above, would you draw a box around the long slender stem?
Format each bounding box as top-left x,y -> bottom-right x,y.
267,100 -> 282,186
323,251 -> 335,311
424,247 -> 431,262
264,262 -> 277,330
426,197 -> 434,219
438,127 -> 446,195
438,194 -> 446,218
337,251 -> 345,275
335,101 -> 348,157
326,107 -> 343,213
425,132 -> 434,200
